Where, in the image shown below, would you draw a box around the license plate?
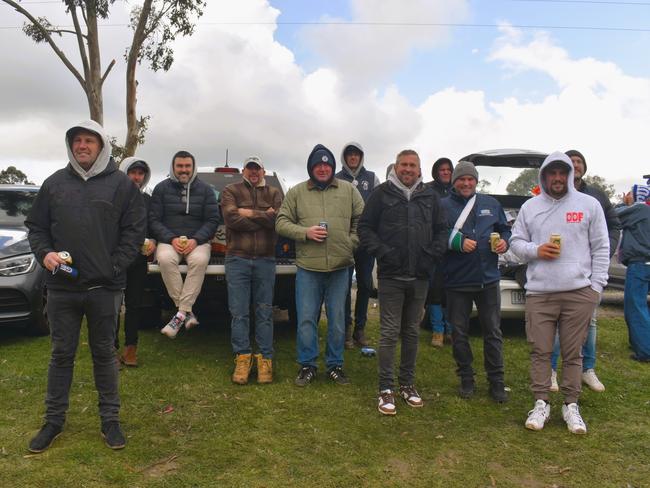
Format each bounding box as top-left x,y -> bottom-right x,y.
511,290 -> 526,305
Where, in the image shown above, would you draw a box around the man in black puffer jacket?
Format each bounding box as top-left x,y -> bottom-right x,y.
359,149 -> 447,415
149,150 -> 221,338
26,120 -> 145,452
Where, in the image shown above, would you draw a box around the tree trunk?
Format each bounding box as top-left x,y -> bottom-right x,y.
85,1 -> 103,125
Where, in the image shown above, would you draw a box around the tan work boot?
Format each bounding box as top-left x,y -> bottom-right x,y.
255,354 -> 273,384
431,332 -> 444,348
121,345 -> 138,367
232,353 -> 253,384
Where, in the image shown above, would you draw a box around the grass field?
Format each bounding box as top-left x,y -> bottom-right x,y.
0,299 -> 648,488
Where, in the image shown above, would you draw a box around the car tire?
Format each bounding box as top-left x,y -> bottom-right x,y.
27,286 -> 50,336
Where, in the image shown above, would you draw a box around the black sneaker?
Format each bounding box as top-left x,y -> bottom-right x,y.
101,421 -> 126,450
295,366 -> 316,387
489,382 -> 509,403
327,366 -> 350,385
28,422 -> 62,453
458,377 -> 475,399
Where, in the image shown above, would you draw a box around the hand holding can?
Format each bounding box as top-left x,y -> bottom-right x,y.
490,233 -> 500,253
179,236 -> 188,248
550,233 -> 561,255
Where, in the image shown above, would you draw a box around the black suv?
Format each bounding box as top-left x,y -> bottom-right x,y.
0,185 -> 49,335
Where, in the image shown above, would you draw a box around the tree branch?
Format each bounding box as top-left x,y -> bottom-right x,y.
101,58 -> 116,85
68,2 -> 90,80
2,0 -> 85,88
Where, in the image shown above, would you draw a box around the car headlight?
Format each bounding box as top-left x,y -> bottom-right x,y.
0,253 -> 37,276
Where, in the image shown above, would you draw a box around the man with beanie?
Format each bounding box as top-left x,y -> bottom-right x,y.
335,142 -> 380,349
149,150 -> 221,338
511,152 -> 608,434
428,157 -> 455,347
116,157 -> 156,367
221,156 -> 283,384
616,185 -> 650,362
549,149 -> 620,392
441,160 -> 511,403
276,144 -> 364,386
359,149 -> 447,415
26,120 -> 145,452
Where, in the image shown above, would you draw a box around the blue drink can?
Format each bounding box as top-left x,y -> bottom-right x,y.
53,264 -> 79,281
361,347 -> 376,357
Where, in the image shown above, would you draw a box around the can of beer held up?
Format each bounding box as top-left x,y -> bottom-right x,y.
319,221 -> 328,240
490,232 -> 500,253
53,263 -> 79,281
57,251 -> 73,265
550,233 -> 561,252
141,238 -> 150,255
179,236 -> 188,248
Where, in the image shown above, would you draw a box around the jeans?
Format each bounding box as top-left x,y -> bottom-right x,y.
378,278 -> 428,391
428,304 -> 453,334
447,285 -> 504,383
45,288 -> 122,426
345,249 -> 375,331
551,305 -> 599,371
226,255 -> 275,359
115,255 -> 147,348
624,262 -> 650,361
295,266 -> 349,370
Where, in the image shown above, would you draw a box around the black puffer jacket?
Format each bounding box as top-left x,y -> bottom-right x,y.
577,181 -> 621,257
26,161 -> 146,291
149,177 -> 221,245
358,181 -> 447,279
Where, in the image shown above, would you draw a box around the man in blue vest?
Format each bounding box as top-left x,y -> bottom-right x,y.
336,142 -> 380,348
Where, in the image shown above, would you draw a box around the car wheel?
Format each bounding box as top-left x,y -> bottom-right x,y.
27,286 -> 50,336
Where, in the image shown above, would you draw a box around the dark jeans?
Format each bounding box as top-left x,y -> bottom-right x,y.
345,249 -> 375,331
45,288 -> 122,427
115,256 -> 147,348
378,278 -> 428,391
225,255 -> 275,359
447,284 -> 504,383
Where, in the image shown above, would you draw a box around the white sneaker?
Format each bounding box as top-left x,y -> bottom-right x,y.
525,399 -> 550,431
562,403 -> 587,434
582,369 -> 605,392
378,389 -> 397,416
550,370 -> 559,392
184,312 -> 199,330
161,313 -> 185,339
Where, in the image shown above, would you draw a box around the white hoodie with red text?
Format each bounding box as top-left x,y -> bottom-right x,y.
509,151 -> 609,294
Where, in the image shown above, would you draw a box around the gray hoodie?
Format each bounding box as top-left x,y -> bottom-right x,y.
119,157 -> 152,192
65,120 -> 112,181
168,154 -> 198,214
509,151 -> 609,294
387,168 -> 423,201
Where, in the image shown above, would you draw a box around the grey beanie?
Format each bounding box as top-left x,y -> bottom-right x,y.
451,161 -> 479,184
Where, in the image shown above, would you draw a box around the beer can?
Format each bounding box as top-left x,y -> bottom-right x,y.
141,238 -> 150,255
179,235 -> 188,248
490,232 -> 500,253
53,263 -> 79,281
550,233 -> 561,250
318,221 -> 328,230
57,251 -> 73,265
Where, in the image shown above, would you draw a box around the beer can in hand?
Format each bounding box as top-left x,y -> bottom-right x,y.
550,233 -> 561,253
57,251 -> 73,265
141,238 -> 150,255
179,236 -> 188,248
319,221 -> 328,240
53,263 -> 79,281
490,233 -> 500,253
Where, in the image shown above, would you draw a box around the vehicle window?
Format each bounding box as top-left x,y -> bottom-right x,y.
0,190 -> 37,225
476,167 -> 540,196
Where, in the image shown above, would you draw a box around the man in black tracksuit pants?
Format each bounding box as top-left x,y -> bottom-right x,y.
26,120 -> 145,452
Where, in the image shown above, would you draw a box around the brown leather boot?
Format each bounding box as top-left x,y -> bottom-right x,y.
255,354 -> 273,384
352,328 -> 369,347
431,332 -> 444,348
121,345 -> 138,367
232,353 -> 253,385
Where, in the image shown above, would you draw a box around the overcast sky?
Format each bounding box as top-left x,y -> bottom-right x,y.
0,0 -> 648,194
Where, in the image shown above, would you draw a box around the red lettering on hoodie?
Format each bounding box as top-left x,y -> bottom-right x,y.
566,211 -> 584,223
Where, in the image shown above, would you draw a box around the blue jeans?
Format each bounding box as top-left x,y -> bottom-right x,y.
428,304 -> 453,334
345,249 -> 375,331
296,266 -> 349,370
226,255 -> 275,359
624,262 -> 650,361
551,307 -> 598,371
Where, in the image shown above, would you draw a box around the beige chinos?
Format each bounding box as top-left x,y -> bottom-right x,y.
156,243 -> 211,313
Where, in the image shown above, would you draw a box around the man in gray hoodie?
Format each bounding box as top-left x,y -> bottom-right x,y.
510,152 -> 609,435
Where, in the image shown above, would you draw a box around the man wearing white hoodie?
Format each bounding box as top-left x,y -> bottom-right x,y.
510,152 -> 609,434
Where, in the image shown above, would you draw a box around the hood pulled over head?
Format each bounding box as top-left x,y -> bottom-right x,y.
431,157 -> 454,181
307,144 -> 336,189
65,120 -> 112,180
119,157 -> 151,191
340,142 -> 364,178
538,151 -> 576,198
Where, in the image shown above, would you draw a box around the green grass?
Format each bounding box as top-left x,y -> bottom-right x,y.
0,303 -> 648,488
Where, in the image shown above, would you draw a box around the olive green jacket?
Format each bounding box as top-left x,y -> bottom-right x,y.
276,179 -> 364,272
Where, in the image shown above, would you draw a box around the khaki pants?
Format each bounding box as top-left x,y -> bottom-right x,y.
526,286 -> 600,404
156,243 -> 211,313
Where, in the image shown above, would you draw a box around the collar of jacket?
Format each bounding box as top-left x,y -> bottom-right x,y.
386,180 -> 428,198
449,187 -> 477,203
307,178 -> 339,190
243,176 -> 266,188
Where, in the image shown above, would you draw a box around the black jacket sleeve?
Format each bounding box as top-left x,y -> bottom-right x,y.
192,184 -> 221,245
25,181 -> 55,266
358,187 -> 392,259
430,194 -> 448,260
148,183 -> 176,244
111,180 -> 146,274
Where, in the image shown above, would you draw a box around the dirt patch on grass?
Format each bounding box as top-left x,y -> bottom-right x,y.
140,454 -> 179,478
384,457 -> 414,480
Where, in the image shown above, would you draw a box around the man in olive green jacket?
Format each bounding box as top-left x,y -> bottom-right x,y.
276,144 -> 364,387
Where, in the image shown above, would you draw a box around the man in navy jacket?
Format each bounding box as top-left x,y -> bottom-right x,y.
441,161 -> 511,402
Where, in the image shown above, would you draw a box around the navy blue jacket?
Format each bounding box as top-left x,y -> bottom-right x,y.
441,190 -> 511,288
336,166 -> 377,203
